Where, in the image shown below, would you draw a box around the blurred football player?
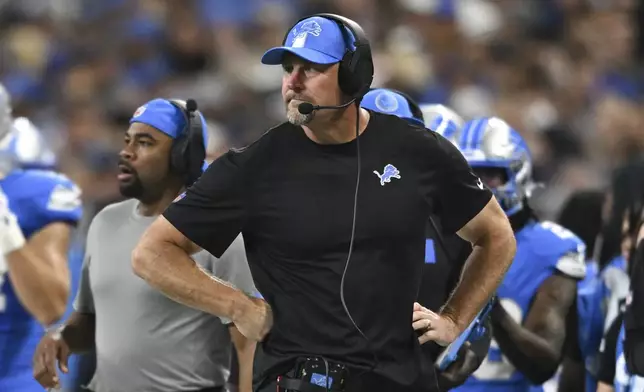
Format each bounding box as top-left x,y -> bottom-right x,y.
0,83 -> 83,391
595,203 -> 643,392
450,117 -> 587,392
7,116 -> 57,170
419,103 -> 465,144
557,191 -> 624,392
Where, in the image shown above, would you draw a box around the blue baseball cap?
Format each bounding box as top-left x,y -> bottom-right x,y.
261,16 -> 354,65
361,89 -> 425,127
129,98 -> 210,171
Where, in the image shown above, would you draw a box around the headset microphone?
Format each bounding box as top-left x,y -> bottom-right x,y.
297,98 -> 358,115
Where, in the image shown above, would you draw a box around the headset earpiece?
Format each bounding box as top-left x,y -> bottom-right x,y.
168,99 -> 206,187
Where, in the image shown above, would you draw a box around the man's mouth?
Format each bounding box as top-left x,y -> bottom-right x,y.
117,164 -> 134,181
288,97 -> 307,104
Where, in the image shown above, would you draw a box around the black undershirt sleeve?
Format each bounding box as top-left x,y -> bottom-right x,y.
596,313 -> 624,384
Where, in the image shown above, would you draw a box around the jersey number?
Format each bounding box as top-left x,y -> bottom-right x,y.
474,298 -> 523,381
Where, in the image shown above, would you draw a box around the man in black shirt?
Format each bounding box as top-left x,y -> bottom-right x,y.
131,14 -> 516,392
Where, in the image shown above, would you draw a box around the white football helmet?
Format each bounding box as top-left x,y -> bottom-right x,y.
419,103 -> 465,144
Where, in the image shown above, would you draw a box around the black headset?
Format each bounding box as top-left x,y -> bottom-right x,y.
282,13 -> 374,100
167,99 -> 206,187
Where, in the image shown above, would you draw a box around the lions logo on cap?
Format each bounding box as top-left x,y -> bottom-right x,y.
133,106 -> 146,118
374,92 -> 399,113
292,20 -> 322,48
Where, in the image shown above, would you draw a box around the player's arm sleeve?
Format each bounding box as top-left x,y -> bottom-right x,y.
596,312 -> 624,384
419,133 -> 493,234
34,175 -> 83,227
162,151 -> 249,257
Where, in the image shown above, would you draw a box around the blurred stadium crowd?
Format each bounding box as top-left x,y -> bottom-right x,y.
1,0 -> 642,227
0,0 -> 643,389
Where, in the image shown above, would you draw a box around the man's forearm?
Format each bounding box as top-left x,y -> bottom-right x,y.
62,311 -> 96,353
132,241 -> 252,320
230,325 -> 256,392
558,357 -> 586,392
490,304 -> 559,383
6,248 -> 69,326
441,231 -> 515,331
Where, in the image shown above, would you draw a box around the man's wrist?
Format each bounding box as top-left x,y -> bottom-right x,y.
439,303 -> 465,331
229,289 -> 256,323
46,323 -> 66,341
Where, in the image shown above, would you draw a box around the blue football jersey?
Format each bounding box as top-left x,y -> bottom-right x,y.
453,220 -> 586,392
0,169 -> 82,390
615,323 -> 644,391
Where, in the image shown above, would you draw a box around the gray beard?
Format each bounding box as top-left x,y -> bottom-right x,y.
287,108 -> 314,126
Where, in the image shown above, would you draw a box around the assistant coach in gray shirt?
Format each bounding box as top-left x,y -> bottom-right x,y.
32,99 -> 258,392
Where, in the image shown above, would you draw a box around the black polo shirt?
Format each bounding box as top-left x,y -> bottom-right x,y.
164,111 -> 492,391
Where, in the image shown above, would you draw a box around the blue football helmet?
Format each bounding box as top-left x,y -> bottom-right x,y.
0,117 -> 57,170
361,88 -> 425,127
419,103 -> 464,144
457,117 -> 533,216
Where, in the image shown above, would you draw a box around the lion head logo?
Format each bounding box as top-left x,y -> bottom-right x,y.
374,92 -> 400,113
291,20 -> 322,47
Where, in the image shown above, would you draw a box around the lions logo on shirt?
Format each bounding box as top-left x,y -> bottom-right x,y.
373,164 -> 401,186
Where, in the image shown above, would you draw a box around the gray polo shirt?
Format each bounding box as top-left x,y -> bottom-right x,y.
74,199 -> 257,392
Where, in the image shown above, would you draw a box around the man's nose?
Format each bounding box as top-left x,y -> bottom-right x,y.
285,68 -> 305,90
119,144 -> 134,160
